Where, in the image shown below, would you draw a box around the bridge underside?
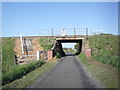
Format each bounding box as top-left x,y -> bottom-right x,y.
57,39 -> 82,43
56,39 -> 82,56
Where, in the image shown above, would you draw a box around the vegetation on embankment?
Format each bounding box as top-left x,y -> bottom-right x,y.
88,35 -> 119,67
2,61 -> 57,89
2,60 -> 44,85
39,37 -> 55,50
2,38 -> 45,85
2,38 -> 15,73
39,37 -> 62,58
79,53 -> 118,88
2,37 -> 57,87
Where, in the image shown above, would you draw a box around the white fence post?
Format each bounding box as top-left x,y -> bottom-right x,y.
20,34 -> 24,53
37,51 -> 39,60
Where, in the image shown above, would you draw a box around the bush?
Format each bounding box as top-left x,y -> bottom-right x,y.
2,60 -> 45,85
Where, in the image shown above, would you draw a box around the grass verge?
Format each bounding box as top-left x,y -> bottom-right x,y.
2,60 -> 44,85
2,60 -> 57,89
79,53 -> 118,88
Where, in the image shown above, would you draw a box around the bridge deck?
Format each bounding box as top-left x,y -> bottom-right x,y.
56,37 -> 85,40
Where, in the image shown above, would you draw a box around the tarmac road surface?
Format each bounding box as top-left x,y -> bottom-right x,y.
27,55 -> 105,88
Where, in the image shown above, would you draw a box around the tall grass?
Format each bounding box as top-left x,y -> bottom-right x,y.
88,35 -> 119,67
2,38 -> 15,73
2,60 -> 45,85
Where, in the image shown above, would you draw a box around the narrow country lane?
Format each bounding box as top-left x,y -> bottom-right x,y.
27,55 -> 105,88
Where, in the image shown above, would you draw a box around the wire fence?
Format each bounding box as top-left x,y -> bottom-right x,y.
2,28 -> 101,37
52,28 -> 87,37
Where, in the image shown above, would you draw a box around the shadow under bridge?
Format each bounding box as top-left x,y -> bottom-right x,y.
53,38 -> 83,57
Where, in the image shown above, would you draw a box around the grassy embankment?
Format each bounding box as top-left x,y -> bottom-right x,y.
2,61 -> 56,89
2,60 -> 44,85
39,37 -> 62,58
2,37 -> 57,89
2,38 -> 45,86
39,37 -> 55,50
2,38 -> 16,73
88,35 -> 119,67
79,35 -> 119,88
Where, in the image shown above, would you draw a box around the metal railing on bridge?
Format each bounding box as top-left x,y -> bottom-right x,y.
51,28 -> 88,39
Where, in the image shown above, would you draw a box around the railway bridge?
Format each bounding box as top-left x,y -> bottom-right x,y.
52,37 -> 85,57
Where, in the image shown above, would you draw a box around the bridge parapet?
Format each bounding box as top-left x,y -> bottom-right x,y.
56,37 -> 85,41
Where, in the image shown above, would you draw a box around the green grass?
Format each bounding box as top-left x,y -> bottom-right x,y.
2,37 -> 57,89
39,37 -> 55,50
88,35 -> 119,67
2,60 -> 45,85
2,61 -> 57,89
1,38 -> 46,85
79,53 -> 118,88
39,37 -> 62,58
79,53 -> 87,64
2,38 -> 15,72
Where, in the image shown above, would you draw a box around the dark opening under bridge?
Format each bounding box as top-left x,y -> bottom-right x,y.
53,37 -> 85,57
